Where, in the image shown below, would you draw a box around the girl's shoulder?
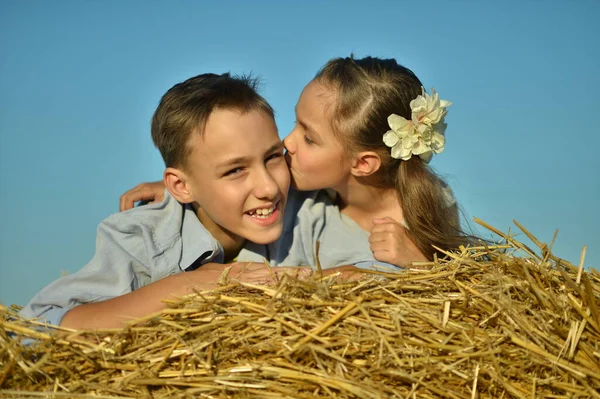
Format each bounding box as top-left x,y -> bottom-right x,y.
287,188 -> 337,213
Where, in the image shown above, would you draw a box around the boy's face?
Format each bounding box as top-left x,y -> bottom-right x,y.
181,108 -> 289,245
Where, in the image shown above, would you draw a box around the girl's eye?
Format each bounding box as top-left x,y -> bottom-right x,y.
224,167 -> 243,177
303,135 -> 315,145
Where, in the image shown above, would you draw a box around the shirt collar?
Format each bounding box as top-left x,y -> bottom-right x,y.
180,202 -> 224,270
159,191 -> 224,271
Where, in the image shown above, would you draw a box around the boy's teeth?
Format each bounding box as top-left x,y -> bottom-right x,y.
249,204 -> 276,218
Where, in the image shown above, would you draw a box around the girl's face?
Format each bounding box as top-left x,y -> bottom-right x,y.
284,80 -> 352,191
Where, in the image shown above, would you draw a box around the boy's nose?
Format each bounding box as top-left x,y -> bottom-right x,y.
253,169 -> 279,200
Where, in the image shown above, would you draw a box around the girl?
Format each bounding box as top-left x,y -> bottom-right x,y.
121,56 -> 469,269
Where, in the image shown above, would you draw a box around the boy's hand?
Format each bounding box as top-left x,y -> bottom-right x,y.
369,217 -> 428,267
119,181 -> 166,211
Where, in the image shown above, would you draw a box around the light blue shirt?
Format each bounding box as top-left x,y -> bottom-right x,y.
19,192 -> 224,326
20,188 -> 402,326
238,189 -> 401,271
240,182 -> 457,270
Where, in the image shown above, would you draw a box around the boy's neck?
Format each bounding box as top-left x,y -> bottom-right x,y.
194,204 -> 246,263
335,179 -> 404,232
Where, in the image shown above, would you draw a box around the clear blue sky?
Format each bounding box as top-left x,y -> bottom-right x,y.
1,1 -> 599,306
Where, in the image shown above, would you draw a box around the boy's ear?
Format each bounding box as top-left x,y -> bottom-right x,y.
164,167 -> 194,203
351,151 -> 382,177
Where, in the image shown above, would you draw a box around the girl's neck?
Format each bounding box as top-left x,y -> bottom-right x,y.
335,179 -> 404,232
194,204 -> 246,263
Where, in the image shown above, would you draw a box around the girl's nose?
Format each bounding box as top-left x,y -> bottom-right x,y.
283,131 -> 296,154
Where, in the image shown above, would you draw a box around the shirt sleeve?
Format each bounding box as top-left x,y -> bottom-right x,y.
19,213 -> 155,326
277,190 -> 328,267
352,260 -> 405,271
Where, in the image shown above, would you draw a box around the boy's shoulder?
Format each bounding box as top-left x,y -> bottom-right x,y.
100,190 -> 222,269
103,190 -> 183,235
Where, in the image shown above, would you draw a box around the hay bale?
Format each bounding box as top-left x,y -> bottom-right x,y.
1,220 -> 599,398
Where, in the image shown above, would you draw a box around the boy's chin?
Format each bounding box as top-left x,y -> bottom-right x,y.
245,225 -> 283,245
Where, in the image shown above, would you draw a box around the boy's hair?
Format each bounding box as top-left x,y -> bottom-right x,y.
151,73 -> 274,169
315,56 -> 472,259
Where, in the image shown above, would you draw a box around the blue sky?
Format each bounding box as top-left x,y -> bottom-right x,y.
1,1 -> 599,306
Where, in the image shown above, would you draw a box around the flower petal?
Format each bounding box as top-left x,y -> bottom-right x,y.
440,99 -> 452,108
412,140 -> 430,155
388,114 -> 410,131
390,143 -> 408,160
430,132 -> 445,153
426,108 -> 444,124
401,135 -> 416,149
420,129 -> 433,143
415,123 -> 429,135
433,122 -> 447,136
399,145 -> 413,161
419,151 -> 433,163
384,87 -> 451,163
382,130 -> 399,147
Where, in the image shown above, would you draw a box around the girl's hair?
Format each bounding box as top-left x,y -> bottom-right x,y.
315,56 -> 470,259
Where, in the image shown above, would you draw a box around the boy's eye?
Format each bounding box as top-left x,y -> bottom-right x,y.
266,152 -> 283,162
224,167 -> 244,177
303,135 -> 315,145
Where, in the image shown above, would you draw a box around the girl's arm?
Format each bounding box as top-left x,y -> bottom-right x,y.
369,217 -> 428,267
120,181 -> 165,211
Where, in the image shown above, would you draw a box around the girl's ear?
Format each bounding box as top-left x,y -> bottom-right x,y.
350,151 -> 382,177
164,167 -> 194,203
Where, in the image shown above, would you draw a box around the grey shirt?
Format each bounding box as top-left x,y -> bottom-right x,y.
20,189 -> 400,326
19,192 -> 224,326
238,189 -> 400,271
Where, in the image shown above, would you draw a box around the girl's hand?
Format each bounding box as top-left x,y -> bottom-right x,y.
369,217 -> 428,267
229,263 -> 313,284
222,263 -> 362,284
190,263 -> 364,288
119,181 -> 166,211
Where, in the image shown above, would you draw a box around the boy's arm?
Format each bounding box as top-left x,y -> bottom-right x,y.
20,212 -> 163,327
61,262 -> 361,329
60,263 -> 226,329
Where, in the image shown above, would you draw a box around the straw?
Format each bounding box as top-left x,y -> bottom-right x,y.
1,220 -> 598,398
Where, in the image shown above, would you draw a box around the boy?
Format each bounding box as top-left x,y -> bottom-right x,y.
20,73 -> 291,329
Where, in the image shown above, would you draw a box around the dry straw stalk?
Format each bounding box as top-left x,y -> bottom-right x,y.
1,220 -> 599,398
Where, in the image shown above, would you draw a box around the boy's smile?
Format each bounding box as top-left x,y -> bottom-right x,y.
244,201 -> 281,225
170,108 -> 290,250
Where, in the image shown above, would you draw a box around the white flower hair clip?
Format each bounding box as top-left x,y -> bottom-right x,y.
382,88 -> 451,163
